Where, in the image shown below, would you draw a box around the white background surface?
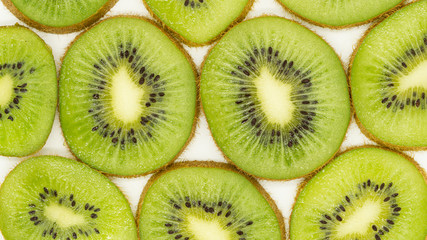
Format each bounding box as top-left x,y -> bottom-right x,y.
0,0 -> 425,239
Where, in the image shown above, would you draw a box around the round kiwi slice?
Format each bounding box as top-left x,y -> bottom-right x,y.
0,155 -> 138,239
59,16 -> 197,176
276,0 -> 404,28
0,26 -> 57,157
137,161 -> 285,240
350,0 -> 427,150
290,146 -> 427,240
142,0 -> 254,46
1,0 -> 118,33
200,16 -> 351,180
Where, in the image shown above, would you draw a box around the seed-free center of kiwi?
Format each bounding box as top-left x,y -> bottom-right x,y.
187,216 -> 231,240
0,75 -> 14,107
110,67 -> 144,123
44,203 -> 86,228
398,61 -> 427,91
255,67 -> 294,126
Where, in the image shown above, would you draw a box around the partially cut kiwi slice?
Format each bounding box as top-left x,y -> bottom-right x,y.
137,161 -> 285,239
0,155 -> 138,239
290,146 -> 427,240
201,16 -> 351,180
1,0 -> 118,33
0,26 -> 57,157
143,0 -> 254,46
277,0 -> 403,28
59,16 -> 197,176
350,0 -> 427,150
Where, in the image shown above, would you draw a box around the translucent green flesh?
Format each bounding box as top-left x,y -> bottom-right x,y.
351,0 -> 427,147
10,0 -> 110,27
0,26 -> 57,157
144,0 -> 250,44
60,17 -> 196,176
280,0 -> 401,26
139,166 -> 282,239
201,17 -> 350,180
291,147 -> 427,240
0,156 -> 138,240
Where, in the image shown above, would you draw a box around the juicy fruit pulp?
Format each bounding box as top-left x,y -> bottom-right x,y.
60,17 -> 197,176
0,26 -> 57,157
2,0 -> 117,31
143,0 -> 253,45
0,156 -> 138,240
351,0 -> 427,149
138,162 -> 285,240
278,0 -> 402,27
201,16 -> 350,180
290,147 -> 427,240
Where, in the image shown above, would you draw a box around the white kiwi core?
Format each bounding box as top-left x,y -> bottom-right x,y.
187,215 -> 231,240
110,67 -> 144,123
335,199 -> 382,237
398,60 -> 427,92
44,203 -> 86,228
0,75 -> 14,108
254,67 -> 294,126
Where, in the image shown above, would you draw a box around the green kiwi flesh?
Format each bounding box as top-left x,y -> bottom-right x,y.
1,0 -> 118,33
143,0 -> 253,45
201,16 -> 351,180
351,0 -> 427,149
277,0 -> 402,27
137,161 -> 285,239
0,155 -> 138,239
0,26 -> 57,157
59,17 -> 197,176
290,147 -> 427,240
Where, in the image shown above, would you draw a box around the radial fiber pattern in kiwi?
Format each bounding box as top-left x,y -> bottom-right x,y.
2,0 -> 117,32
143,0 -> 253,45
290,147 -> 427,240
0,156 -> 138,240
201,16 -> 350,180
277,0 -> 403,27
138,162 -> 284,240
0,26 -> 57,157
60,17 -> 197,176
351,0 -> 427,149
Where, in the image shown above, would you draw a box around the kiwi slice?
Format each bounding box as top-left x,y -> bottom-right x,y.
277,0 -> 403,28
1,0 -> 118,33
59,16 -> 197,176
200,16 -> 351,180
137,161 -> 285,239
0,155 -> 138,239
290,146 -> 427,240
0,26 -> 57,157
350,0 -> 427,150
143,0 -> 254,46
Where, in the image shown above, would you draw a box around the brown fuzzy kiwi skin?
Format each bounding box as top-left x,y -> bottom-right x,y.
275,0 -> 406,30
347,0 -> 427,152
136,161 -> 286,240
0,24 -> 59,158
141,0 -> 255,47
199,15 -> 352,181
288,145 -> 427,240
0,0 -> 118,34
58,15 -> 200,178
